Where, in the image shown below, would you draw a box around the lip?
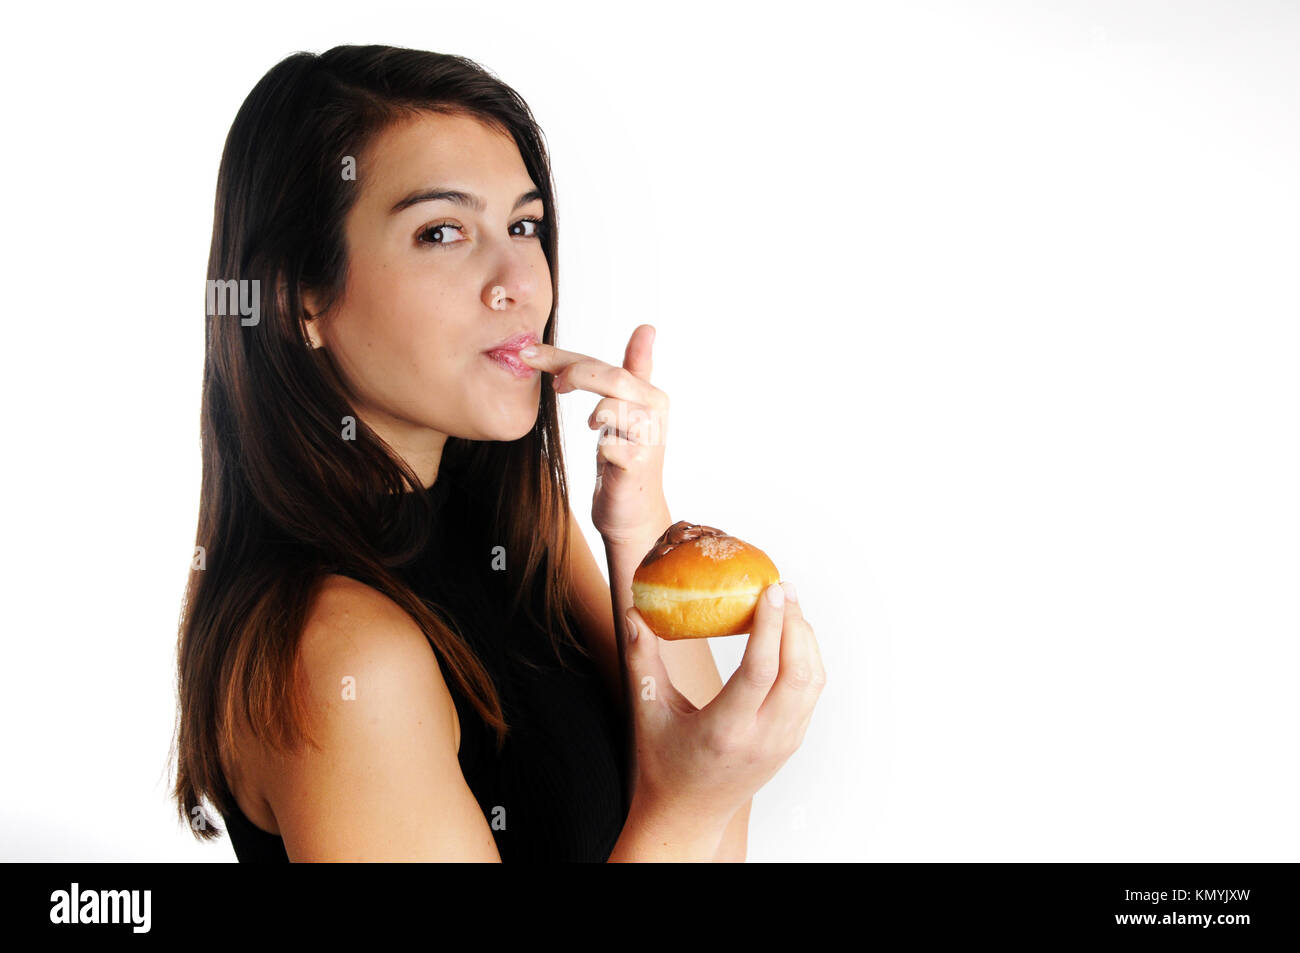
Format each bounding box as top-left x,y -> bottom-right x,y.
485,349 -> 537,379
484,331 -> 538,355
483,331 -> 539,380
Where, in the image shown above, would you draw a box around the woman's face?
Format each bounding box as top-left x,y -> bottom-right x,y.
304,110 -> 552,484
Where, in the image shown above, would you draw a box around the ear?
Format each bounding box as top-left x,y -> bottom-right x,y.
301,287 -> 324,349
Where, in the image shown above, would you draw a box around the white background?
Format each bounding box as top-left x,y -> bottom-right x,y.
1,0 -> 1296,861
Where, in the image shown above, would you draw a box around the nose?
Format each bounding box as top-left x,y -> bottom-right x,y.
485,282 -> 513,312
481,255 -> 539,313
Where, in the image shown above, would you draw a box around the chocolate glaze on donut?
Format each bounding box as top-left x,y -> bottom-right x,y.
638,520 -> 733,571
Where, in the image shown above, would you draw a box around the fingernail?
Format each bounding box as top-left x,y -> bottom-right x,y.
781,580 -> 798,603
518,346 -> 538,358
766,583 -> 785,607
625,610 -> 639,642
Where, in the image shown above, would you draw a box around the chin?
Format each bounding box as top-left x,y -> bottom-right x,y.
486,411 -> 539,442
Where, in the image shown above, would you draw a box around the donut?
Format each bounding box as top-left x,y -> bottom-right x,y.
631,521 -> 780,639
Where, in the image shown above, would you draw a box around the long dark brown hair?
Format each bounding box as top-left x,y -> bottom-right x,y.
170,45 -> 586,841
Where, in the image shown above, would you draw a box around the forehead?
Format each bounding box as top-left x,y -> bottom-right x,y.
362,111 -> 534,208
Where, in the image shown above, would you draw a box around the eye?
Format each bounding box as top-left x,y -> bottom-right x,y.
416,221 -> 468,247
511,216 -> 547,239
416,216 -> 547,249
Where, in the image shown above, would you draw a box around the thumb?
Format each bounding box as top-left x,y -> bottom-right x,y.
623,607 -> 694,717
622,324 -> 656,383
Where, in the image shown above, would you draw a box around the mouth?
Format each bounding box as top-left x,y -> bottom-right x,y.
484,349 -> 537,379
483,332 -> 539,380
486,331 -> 538,353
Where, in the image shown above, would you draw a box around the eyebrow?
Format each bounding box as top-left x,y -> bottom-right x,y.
389,187 -> 543,215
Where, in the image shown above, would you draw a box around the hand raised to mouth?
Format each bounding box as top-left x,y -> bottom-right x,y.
516,325 -> 671,547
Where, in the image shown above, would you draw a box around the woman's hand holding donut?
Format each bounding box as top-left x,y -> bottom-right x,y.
619,580 -> 827,844
516,325 -> 670,546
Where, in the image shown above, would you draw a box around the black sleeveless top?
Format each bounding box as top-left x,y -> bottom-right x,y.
218,472 -> 630,862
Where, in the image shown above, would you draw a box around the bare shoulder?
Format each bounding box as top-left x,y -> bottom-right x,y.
290,574 -> 461,751
298,574 -> 442,678
256,573 -> 496,861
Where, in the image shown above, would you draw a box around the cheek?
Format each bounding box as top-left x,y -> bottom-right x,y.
532,254 -> 554,307
350,257 -> 451,344
331,269 -> 465,393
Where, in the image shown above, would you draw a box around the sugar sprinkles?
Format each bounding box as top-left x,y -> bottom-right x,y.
697,535 -> 742,560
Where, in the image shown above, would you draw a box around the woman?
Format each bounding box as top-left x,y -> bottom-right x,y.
170,44 -> 825,862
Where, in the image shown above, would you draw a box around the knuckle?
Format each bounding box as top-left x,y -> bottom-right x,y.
787,665 -> 816,689
743,662 -> 780,688
704,724 -> 741,756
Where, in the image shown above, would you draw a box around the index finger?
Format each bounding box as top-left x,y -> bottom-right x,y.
516,342 -> 643,401
514,340 -> 589,375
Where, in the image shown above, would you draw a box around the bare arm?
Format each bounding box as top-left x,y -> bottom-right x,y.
655,635 -> 751,862
264,576 -> 501,861
603,519 -> 752,863
263,574 -> 730,862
